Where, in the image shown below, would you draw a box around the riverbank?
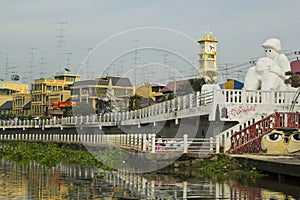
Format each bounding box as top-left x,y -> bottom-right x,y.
0,141 -> 263,183
149,154 -> 263,183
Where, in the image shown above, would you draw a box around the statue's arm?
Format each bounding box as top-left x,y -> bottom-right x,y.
278,54 -> 291,77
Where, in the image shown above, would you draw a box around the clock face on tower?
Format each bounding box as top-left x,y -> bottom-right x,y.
199,43 -> 205,52
206,42 -> 216,52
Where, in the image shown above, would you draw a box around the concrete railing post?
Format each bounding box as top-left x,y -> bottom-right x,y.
210,137 -> 214,152
151,134 -> 156,153
183,134 -> 188,153
142,134 -> 147,151
215,136 -> 220,154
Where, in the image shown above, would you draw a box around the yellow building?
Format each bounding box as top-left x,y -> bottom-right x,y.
198,33 -> 218,83
31,72 -> 80,117
12,93 -> 32,116
71,76 -> 133,112
0,81 -> 29,106
135,83 -> 164,102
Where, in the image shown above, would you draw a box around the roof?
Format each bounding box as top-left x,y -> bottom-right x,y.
160,78 -> 196,93
23,101 -> 32,109
291,60 -> 300,73
140,98 -> 155,107
73,76 -> 132,87
220,79 -> 244,89
198,33 -> 218,43
0,101 -> 12,110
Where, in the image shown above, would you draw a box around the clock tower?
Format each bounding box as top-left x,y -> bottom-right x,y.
198,33 -> 218,84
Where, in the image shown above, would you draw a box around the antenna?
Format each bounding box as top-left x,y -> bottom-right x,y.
4,53 -> 10,81
84,47 -> 93,78
56,21 -> 68,71
204,26 -> 213,35
39,51 -> 46,78
29,47 -> 37,84
133,40 -> 140,86
64,52 -> 72,70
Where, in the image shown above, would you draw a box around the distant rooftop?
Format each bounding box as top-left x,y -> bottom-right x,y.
73,76 -> 132,87
0,101 -> 12,110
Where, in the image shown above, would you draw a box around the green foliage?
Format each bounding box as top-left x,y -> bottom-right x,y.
160,96 -> 167,102
129,94 -> 142,110
28,114 -> 33,120
177,78 -> 206,95
189,78 -> 206,92
19,115 -> 25,121
191,154 -> 263,181
63,109 -> 73,117
285,71 -> 300,87
167,93 -> 174,100
0,142 -> 110,169
93,149 -> 129,170
72,102 -> 95,115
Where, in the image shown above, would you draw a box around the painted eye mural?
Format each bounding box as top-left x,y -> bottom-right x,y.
261,129 -> 300,154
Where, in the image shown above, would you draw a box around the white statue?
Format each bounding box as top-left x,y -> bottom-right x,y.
243,38 -> 291,90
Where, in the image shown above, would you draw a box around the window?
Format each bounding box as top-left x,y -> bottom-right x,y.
207,61 -> 214,68
46,85 -> 52,91
96,88 -> 107,96
66,77 -> 75,82
208,55 -> 214,59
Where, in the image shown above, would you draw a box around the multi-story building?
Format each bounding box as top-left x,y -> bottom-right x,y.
135,83 -> 165,105
0,81 -> 29,106
71,76 -> 133,112
31,72 -> 80,117
12,93 -> 31,116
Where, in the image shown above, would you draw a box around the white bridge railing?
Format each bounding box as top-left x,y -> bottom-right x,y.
0,89 -> 298,130
1,89 -> 300,155
0,133 -> 218,154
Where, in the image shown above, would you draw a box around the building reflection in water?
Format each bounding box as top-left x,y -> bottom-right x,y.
0,159 -> 298,199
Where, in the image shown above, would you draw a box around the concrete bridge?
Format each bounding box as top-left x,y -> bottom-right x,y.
0,89 -> 299,155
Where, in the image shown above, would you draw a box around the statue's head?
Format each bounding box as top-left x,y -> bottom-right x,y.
262,38 -> 281,60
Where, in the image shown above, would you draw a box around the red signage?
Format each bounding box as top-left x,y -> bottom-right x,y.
52,101 -> 77,109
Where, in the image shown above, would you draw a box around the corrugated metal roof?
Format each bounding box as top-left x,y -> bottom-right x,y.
73,76 -> 132,87
0,101 -> 12,110
23,101 -> 31,109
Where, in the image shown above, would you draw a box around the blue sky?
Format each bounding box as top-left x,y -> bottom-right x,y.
0,0 -> 299,83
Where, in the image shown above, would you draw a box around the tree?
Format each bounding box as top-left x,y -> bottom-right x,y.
167,93 -> 174,100
72,102 -> 95,116
285,71 -> 300,88
189,78 -> 206,92
177,78 -> 207,96
205,71 -> 218,84
128,94 -> 142,111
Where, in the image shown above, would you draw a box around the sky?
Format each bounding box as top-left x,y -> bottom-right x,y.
0,0 -> 300,84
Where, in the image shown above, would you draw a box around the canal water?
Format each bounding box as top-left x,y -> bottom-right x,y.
0,158 -> 299,200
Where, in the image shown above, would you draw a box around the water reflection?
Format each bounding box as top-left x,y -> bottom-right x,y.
0,159 -> 299,199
